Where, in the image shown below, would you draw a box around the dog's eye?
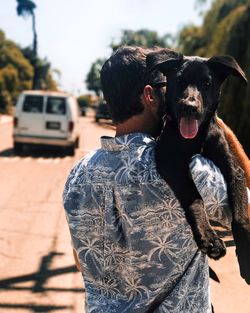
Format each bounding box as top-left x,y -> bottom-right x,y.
203,81 -> 212,88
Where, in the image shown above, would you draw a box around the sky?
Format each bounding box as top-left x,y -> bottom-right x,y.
0,0 -> 208,95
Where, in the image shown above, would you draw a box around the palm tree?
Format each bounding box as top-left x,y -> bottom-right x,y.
16,0 -> 37,56
16,0 -> 38,89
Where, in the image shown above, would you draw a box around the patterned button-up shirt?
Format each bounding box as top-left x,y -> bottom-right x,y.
63,133 -> 231,313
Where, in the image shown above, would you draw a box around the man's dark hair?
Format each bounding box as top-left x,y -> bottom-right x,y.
100,46 -> 164,124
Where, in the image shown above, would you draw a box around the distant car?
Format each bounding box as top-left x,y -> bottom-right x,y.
80,106 -> 87,116
95,102 -> 111,122
13,90 -> 80,156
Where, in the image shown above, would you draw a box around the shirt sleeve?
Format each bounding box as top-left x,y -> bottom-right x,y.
189,154 -> 232,228
63,158 -> 83,201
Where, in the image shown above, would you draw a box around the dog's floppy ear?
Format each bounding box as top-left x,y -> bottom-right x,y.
146,49 -> 183,73
207,55 -> 247,84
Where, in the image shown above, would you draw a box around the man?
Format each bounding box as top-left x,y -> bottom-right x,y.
63,46 -> 231,312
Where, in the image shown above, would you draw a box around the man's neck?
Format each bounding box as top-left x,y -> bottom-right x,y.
115,114 -> 154,137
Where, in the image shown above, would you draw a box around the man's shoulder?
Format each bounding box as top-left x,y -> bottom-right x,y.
63,148 -> 104,195
72,148 -> 104,171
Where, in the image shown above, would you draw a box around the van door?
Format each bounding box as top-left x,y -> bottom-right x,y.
18,95 -> 45,137
43,96 -> 68,139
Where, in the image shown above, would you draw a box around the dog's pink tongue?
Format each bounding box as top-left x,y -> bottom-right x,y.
179,118 -> 198,139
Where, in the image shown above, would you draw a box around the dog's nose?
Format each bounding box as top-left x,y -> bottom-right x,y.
188,96 -> 195,102
182,104 -> 198,116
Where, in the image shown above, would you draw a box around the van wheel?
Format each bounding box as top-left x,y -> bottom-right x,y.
67,145 -> 75,156
14,142 -> 23,155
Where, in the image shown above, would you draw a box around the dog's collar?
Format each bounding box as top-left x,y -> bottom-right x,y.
162,114 -> 173,124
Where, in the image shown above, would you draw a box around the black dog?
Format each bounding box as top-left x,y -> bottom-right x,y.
146,49 -> 250,284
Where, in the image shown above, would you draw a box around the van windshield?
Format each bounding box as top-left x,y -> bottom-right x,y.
46,97 -> 66,115
23,96 -> 44,113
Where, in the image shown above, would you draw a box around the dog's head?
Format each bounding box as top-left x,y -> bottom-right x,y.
147,49 -> 247,139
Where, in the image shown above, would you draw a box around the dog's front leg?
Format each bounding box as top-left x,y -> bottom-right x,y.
179,182 -> 226,260
155,143 -> 226,260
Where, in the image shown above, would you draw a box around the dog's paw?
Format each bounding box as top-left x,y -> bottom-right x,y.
200,237 -> 226,260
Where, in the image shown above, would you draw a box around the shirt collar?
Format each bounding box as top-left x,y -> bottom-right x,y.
101,133 -> 155,151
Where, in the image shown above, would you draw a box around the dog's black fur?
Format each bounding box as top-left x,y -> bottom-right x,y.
146,49 -> 250,284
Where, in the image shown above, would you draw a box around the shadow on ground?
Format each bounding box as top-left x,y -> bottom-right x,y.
0,146 -> 70,158
0,251 -> 84,312
209,220 -> 235,283
210,220 -> 234,247
0,303 -> 71,312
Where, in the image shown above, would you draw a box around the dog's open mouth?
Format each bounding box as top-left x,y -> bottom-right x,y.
179,117 -> 199,139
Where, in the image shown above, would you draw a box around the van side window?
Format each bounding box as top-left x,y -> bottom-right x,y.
23,96 -> 44,113
46,97 -> 66,115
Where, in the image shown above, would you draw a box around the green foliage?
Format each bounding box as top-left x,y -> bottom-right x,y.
16,0 -> 36,16
77,95 -> 92,108
178,25 -> 206,56
0,34 -> 33,82
77,95 -> 100,113
16,0 -> 37,55
195,0 -> 209,5
0,29 -> 57,114
215,4 -> 250,155
22,47 -> 57,90
0,30 -> 33,113
16,0 -> 38,88
111,29 -> 174,50
85,58 -> 106,96
45,72 -> 58,91
178,0 -> 250,155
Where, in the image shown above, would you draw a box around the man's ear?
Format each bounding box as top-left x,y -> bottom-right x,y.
207,55 -> 247,84
142,85 -> 157,114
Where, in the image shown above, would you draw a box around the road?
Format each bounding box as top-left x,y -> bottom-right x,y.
0,110 -> 115,313
0,111 -> 249,313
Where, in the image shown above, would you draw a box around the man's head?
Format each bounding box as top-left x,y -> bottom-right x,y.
100,46 -> 166,128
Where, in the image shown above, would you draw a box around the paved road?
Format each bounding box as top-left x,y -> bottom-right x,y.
0,111 -> 249,313
0,111 -> 115,313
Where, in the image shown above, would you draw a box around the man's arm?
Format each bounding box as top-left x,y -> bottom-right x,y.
190,154 -> 250,224
189,155 -> 232,228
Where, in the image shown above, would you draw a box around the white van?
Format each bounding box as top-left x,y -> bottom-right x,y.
13,90 -> 80,155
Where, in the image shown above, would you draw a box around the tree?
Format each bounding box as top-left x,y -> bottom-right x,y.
22,47 -> 58,90
85,58 -> 106,96
111,29 -> 174,51
0,30 -> 33,114
0,29 -> 58,114
77,95 -> 92,108
16,0 -> 39,89
16,0 -> 37,56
